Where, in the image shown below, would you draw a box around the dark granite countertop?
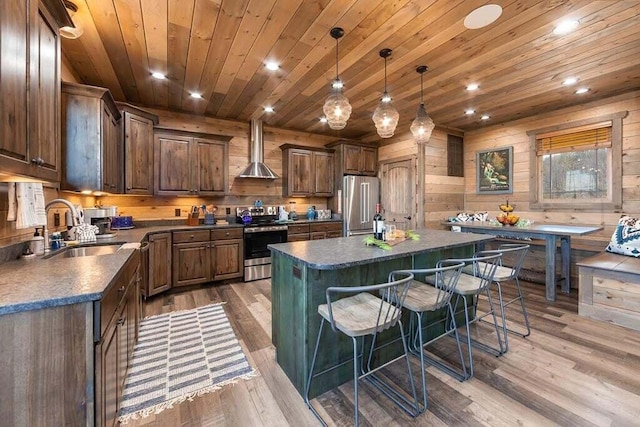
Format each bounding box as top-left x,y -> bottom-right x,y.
269,229 -> 493,270
0,223 -> 244,316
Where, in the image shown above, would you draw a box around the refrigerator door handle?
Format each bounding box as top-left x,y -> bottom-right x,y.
361,182 -> 369,224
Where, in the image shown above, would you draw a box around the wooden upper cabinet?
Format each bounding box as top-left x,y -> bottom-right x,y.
361,147 -> 377,175
61,82 -> 121,193
330,141 -> 378,176
314,151 -> 334,196
155,134 -> 191,194
154,132 -> 229,196
195,138 -> 227,194
281,144 -> 334,197
118,104 -> 158,195
286,149 -> 312,196
0,0 -> 67,182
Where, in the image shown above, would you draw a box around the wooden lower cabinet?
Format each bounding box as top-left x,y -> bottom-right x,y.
212,239 -> 243,280
96,252 -> 140,427
173,241 -> 211,286
172,228 -> 243,287
147,232 -> 172,296
288,221 -> 342,241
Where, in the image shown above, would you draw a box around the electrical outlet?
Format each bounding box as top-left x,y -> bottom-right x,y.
226,207 -> 231,215
175,208 -> 181,217
53,213 -> 60,227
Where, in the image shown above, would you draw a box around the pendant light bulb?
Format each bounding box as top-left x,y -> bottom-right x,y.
323,27 -> 352,130
410,65 -> 435,143
372,48 -> 399,138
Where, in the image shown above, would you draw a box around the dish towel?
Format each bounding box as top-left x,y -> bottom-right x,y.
7,182 -> 47,229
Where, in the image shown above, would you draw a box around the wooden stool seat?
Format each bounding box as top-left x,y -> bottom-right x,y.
463,263 -> 514,282
402,280 -> 445,312
425,273 -> 483,295
317,293 -> 397,337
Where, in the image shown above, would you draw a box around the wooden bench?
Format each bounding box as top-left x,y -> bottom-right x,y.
577,252 -> 640,331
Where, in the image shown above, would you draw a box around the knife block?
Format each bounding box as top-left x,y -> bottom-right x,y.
186,213 -> 200,226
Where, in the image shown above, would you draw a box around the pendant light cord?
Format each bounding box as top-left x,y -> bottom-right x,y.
420,73 -> 424,103
384,56 -> 387,91
335,38 -> 339,79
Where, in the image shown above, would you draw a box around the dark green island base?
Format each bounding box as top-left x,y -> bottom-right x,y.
269,229 -> 493,398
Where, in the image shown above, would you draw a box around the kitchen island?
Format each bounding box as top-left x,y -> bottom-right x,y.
269,229 -> 493,398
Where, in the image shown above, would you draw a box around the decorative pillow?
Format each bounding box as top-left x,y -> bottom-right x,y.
606,216 -> 640,257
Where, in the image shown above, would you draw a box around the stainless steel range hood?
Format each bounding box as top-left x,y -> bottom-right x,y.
238,119 -> 278,179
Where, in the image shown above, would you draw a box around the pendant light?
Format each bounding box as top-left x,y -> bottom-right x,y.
372,49 -> 399,138
323,27 -> 352,130
410,65 -> 435,143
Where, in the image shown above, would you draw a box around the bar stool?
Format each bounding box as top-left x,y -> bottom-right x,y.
464,243 -> 530,353
425,252 -> 504,379
394,260 -> 466,412
304,271 -> 419,426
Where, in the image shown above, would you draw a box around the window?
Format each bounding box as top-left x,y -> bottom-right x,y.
447,134 -> 464,177
527,112 -> 626,210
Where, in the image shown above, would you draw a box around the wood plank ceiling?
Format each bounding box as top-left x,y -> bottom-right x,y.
61,0 -> 640,139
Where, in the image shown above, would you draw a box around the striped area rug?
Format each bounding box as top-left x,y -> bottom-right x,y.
118,303 -> 257,423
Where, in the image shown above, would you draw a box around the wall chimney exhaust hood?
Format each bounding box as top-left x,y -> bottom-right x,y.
238,119 -> 278,179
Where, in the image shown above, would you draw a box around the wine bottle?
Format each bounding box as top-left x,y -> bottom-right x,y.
373,203 -> 385,240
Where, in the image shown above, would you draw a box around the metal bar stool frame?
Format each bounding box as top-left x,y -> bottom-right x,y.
470,243 -> 531,354
447,251 -> 504,379
304,271 -> 419,426
393,260 -> 467,412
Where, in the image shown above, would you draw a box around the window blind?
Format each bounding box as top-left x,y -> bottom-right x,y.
536,121 -> 612,154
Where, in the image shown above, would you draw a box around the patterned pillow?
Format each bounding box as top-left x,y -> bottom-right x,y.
606,216 -> 640,257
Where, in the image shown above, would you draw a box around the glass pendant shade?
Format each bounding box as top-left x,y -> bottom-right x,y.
410,102 -> 435,143
324,27 -> 351,130
373,92 -> 399,138
323,79 -> 352,130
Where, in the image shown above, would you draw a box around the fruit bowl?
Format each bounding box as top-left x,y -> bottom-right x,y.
497,213 -> 519,225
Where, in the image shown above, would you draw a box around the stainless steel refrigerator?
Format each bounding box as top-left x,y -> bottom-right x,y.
342,175 -> 380,236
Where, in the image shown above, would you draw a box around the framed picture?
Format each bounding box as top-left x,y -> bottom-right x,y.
476,146 -> 513,194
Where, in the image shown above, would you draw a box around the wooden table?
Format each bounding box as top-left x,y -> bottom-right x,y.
443,222 -> 603,301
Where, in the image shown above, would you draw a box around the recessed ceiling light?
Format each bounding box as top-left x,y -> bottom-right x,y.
151,72 -> 166,80
465,109 -> 475,115
319,117 -> 328,123
464,4 -> 503,29
264,106 -> 274,113
480,115 -> 490,120
553,19 -> 579,35
575,87 -> 589,94
190,92 -> 203,99
466,83 -> 479,91
562,77 -> 578,86
265,62 -> 280,71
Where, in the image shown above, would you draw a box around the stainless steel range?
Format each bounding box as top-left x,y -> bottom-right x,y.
236,206 -> 287,281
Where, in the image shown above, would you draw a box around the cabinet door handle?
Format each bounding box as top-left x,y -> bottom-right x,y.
117,318 -> 125,326
190,235 -> 195,239
118,286 -> 126,293
126,187 -> 132,190
31,157 -> 44,166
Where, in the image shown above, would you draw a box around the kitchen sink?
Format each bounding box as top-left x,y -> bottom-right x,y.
48,243 -> 123,258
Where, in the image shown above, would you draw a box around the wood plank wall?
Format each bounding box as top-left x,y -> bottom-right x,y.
463,91 -> 640,244
377,127 -> 465,228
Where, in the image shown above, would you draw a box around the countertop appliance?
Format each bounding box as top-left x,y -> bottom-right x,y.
235,206 -> 287,281
343,175 -> 380,236
84,207 -> 118,238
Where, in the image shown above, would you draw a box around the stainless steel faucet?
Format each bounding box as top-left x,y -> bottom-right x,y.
44,199 -> 81,251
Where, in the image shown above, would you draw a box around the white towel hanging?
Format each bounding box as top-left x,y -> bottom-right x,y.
6,182 -> 47,229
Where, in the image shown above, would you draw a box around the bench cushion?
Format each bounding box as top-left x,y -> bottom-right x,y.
606,216 -> 640,257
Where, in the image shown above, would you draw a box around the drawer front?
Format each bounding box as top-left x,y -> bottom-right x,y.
173,230 -> 210,243
288,223 -> 310,234
310,232 -> 326,240
326,230 -> 342,238
99,251 -> 140,338
287,233 -> 309,242
310,222 -> 342,233
211,228 -> 243,240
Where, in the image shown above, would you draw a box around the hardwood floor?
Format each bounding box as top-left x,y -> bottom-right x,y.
127,280 -> 640,426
